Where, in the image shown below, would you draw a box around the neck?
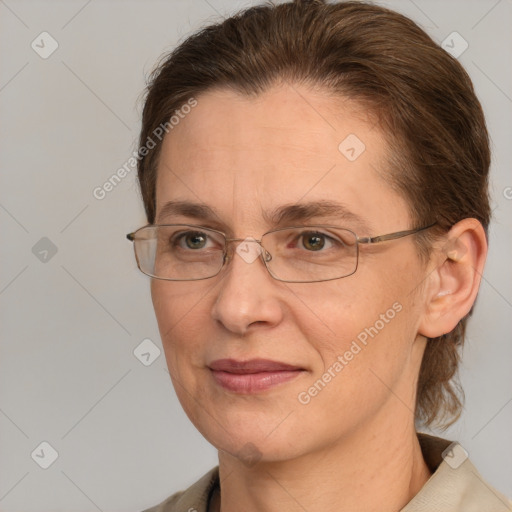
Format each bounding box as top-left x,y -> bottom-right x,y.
215,413 -> 431,512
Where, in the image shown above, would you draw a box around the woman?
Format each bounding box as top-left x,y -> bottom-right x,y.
127,1 -> 512,510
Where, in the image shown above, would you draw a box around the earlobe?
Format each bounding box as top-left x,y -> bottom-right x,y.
418,218 -> 487,339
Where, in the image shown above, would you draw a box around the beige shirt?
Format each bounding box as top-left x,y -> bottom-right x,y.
142,434 -> 512,512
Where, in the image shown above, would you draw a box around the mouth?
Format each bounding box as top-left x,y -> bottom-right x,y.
208,358 -> 306,394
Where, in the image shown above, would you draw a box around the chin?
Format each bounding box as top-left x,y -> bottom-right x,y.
193,412 -> 309,464
217,436 -> 305,466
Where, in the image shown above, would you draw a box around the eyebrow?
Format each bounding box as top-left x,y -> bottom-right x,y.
156,199 -> 372,232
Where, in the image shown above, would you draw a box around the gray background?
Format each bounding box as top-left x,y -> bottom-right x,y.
0,0 -> 510,510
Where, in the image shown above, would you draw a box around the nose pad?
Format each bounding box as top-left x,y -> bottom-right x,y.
263,249 -> 272,262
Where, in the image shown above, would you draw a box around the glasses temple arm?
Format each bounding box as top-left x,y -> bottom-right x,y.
357,222 -> 437,244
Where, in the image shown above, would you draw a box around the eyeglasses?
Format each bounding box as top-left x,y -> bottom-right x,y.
126,223 -> 436,283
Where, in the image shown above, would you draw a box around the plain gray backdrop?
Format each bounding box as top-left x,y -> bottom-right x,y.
0,0 -> 511,511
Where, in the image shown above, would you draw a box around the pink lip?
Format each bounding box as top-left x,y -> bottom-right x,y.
209,358 -> 305,393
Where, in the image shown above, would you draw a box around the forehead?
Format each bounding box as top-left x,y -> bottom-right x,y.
155,83 -> 409,232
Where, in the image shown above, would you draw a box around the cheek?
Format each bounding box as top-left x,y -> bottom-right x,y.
293,290 -> 413,424
151,283 -> 209,415
151,281 -> 203,365
151,282 -> 176,347
296,254 -> 420,375
151,280 -> 212,331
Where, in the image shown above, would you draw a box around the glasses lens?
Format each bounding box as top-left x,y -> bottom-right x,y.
262,226 -> 358,282
133,225 -> 225,280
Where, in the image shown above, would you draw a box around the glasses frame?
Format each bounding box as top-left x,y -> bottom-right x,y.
126,222 -> 437,283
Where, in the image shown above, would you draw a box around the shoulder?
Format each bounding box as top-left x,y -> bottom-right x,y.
141,466 -> 219,512
401,433 -> 512,512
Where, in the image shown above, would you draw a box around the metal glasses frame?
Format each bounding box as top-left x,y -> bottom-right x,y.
126,222 -> 437,283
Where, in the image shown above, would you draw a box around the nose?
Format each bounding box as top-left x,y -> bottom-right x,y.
211,239 -> 284,335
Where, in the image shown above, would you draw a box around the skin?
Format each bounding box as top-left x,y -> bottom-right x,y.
150,82 -> 487,512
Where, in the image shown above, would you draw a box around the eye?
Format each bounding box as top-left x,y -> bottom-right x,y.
174,231 -> 212,250
299,231 -> 335,251
186,232 -> 206,249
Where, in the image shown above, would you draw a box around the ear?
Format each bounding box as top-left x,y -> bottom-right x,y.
418,218 -> 488,338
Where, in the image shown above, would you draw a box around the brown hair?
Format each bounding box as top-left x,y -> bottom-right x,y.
136,0 -> 490,428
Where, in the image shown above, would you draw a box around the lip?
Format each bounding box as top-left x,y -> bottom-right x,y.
209,358 -> 303,373
208,358 -> 305,394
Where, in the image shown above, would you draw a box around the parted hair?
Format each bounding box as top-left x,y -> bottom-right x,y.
136,0 -> 491,428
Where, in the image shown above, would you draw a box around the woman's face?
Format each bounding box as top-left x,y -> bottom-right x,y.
151,83 -> 429,463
